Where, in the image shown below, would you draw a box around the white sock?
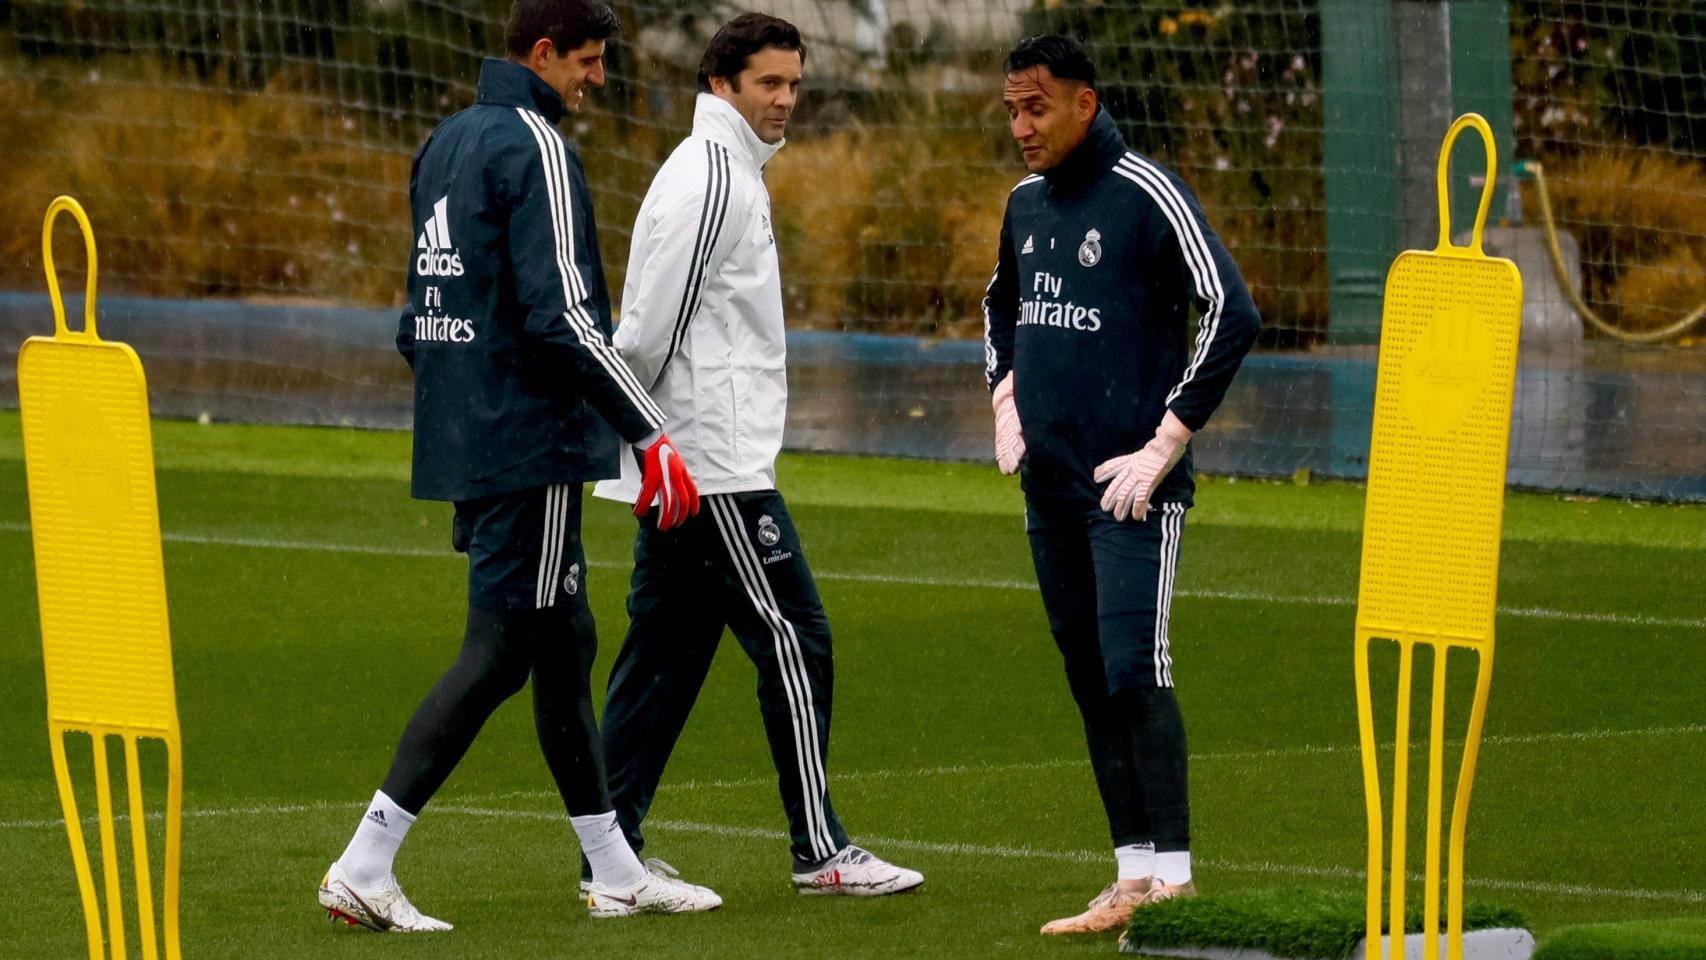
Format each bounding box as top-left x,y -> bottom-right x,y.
1115,842 -> 1156,881
336,790 -> 414,888
571,811 -> 644,889
1156,850 -> 1192,886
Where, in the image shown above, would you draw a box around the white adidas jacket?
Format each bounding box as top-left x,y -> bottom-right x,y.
594,94 -> 788,504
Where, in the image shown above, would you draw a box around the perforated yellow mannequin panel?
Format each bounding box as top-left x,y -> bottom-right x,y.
21,339 -> 177,732
19,196 -> 182,960
1360,251 -> 1521,643
1353,116 -> 1523,960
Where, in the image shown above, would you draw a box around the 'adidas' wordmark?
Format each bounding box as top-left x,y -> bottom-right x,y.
416,196 -> 465,277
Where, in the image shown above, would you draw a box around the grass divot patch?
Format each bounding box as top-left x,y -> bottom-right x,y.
1532,918 -> 1706,960
1120,887 -> 1526,959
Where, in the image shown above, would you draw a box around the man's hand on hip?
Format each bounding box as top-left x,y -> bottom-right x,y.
1093,411 -> 1193,521
992,371 -> 1026,476
635,432 -> 700,531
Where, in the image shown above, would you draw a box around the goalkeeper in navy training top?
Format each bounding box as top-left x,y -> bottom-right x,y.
315,0 -> 720,932
982,35 -> 1261,936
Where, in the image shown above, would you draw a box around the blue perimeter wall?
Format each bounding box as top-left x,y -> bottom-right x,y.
2,293 -> 1700,501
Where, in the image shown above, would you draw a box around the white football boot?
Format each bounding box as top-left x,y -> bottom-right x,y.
586,859 -> 723,917
318,862 -> 453,932
791,845 -> 924,896
578,857 -> 693,897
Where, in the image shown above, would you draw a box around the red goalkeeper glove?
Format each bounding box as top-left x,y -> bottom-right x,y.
635,432 -> 699,531
1093,411 -> 1193,521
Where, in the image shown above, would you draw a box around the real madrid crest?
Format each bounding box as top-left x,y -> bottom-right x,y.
1078,228 -> 1102,268
563,562 -> 581,596
757,515 -> 782,547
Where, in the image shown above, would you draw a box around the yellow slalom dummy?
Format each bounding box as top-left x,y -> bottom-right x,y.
18,196 -> 184,960
1354,115 -> 1523,960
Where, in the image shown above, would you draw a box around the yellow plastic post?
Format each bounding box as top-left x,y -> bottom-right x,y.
17,196 -> 183,960
1354,115 -> 1522,960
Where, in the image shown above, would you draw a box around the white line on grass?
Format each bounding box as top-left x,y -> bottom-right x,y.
635,821 -> 1706,908
425,723 -> 1706,795
0,523 -> 1698,630
12,720 -> 1701,826
0,799 -> 348,831
1194,721 -> 1706,764
8,724 -> 1694,831
5,800 -> 1700,905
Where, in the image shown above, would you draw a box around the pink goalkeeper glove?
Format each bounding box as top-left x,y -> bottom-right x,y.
1093,411 -> 1193,521
992,371 -> 1025,476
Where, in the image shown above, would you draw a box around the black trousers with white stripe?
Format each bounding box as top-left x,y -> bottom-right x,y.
380,483 -> 612,818
600,490 -> 850,869
1026,496 -> 1192,852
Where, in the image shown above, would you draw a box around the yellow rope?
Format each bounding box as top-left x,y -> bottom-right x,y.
1526,160 -> 1706,345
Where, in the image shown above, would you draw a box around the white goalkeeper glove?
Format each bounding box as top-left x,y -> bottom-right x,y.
1093,410 -> 1193,521
992,370 -> 1025,476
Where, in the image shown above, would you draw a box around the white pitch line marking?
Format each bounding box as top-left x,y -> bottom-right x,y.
6,725 -> 1696,831
1194,721 -> 1706,763
0,523 -> 1698,630
423,723 -> 1706,795
3,800 -> 1699,905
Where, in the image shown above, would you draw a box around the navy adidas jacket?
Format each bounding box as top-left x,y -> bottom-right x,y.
983,108 -> 1261,507
398,58 -> 664,502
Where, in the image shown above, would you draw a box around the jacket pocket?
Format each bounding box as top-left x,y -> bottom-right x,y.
732,364 -> 786,473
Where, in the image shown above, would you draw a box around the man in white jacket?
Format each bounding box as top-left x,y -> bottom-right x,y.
590,13 -> 923,898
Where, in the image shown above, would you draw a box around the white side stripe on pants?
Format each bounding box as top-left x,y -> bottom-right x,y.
535,484 -> 569,609
1154,502 -> 1186,687
706,495 -> 838,861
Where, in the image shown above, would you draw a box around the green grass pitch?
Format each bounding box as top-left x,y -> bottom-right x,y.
1533,918 -> 1706,960
1,411 -> 1702,958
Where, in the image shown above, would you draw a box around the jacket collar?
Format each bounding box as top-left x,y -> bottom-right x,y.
1044,107 -> 1127,189
475,57 -> 567,123
693,93 -> 783,171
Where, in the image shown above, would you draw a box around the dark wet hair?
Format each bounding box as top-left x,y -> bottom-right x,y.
505,0 -> 620,58
697,13 -> 807,93
1004,34 -> 1096,89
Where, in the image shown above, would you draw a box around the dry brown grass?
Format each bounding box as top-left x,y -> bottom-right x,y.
764,131 -> 876,328
766,124 -> 1014,337
1539,149 -> 1706,246
1610,243 -> 1706,337
1,58 -> 410,306
34,55 -> 1699,345
1187,163 -> 1329,345
1529,148 -> 1706,337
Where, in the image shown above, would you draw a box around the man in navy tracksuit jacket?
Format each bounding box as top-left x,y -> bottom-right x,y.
317,0 -> 716,932
983,36 -> 1260,937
